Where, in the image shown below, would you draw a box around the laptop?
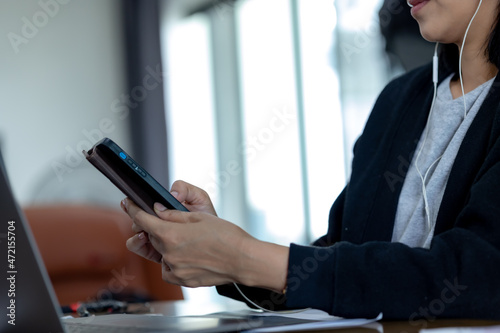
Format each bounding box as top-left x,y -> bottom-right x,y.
0,150 -> 284,333
0,150 -> 66,332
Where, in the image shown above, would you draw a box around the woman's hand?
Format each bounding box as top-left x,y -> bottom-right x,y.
123,198 -> 289,292
120,180 -> 217,264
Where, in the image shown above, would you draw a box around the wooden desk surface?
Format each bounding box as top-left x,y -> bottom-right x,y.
378,319 -> 499,333
139,300 -> 500,333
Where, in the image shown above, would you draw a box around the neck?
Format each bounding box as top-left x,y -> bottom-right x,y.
450,44 -> 498,99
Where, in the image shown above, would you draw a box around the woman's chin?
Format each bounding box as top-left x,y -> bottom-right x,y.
417,26 -> 451,45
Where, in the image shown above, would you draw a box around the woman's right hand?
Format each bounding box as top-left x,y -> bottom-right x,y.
170,180 -> 217,216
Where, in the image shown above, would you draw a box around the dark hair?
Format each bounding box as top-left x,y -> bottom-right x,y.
441,5 -> 500,73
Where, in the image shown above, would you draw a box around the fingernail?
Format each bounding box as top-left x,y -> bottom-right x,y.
154,202 -> 167,212
121,199 -> 128,212
137,232 -> 145,240
171,191 -> 179,198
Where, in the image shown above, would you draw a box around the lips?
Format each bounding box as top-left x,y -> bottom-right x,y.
408,0 -> 426,6
408,0 -> 429,15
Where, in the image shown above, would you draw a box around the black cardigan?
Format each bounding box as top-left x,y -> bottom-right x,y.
217,63 -> 500,320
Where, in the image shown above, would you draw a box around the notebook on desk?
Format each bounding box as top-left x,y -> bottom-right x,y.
0,149 -> 268,333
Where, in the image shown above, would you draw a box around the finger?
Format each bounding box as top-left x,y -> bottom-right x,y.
170,180 -> 192,203
123,198 -> 146,219
171,180 -> 210,206
123,198 -> 158,231
131,223 -> 142,233
126,232 -> 162,263
153,203 -> 194,223
120,198 -> 128,214
131,222 -> 144,234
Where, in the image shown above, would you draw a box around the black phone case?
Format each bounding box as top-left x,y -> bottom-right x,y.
83,138 -> 188,215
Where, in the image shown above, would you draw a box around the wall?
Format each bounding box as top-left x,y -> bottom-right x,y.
0,0 -> 130,207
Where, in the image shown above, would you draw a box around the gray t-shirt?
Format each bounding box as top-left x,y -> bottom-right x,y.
391,75 -> 494,248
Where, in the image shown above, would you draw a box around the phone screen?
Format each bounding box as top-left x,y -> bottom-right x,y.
85,138 -> 189,214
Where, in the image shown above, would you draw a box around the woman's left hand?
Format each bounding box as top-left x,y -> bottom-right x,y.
122,198 -> 289,292
123,198 -> 251,287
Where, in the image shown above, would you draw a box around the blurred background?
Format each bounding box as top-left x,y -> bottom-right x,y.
0,0 -> 432,301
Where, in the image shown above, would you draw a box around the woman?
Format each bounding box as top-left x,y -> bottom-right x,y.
122,0 -> 500,320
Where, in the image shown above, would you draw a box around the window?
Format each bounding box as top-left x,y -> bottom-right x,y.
236,0 -> 306,244
161,0 -> 390,299
163,14 -> 219,209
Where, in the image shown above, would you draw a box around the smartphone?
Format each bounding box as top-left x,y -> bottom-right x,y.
83,138 -> 189,215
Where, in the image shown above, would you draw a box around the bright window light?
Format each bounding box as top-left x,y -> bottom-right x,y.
297,0 -> 345,239
162,13 -> 219,302
163,14 -> 219,207
236,0 -> 305,245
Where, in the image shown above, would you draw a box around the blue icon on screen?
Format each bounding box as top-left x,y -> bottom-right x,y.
119,152 -> 127,160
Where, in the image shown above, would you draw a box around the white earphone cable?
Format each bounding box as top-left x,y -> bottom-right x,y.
414,0 -> 482,231
459,0 -> 484,118
232,282 -> 310,314
415,42 -> 440,230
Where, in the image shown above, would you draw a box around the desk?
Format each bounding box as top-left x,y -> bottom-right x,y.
130,299 -> 500,333
380,320 -> 500,333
